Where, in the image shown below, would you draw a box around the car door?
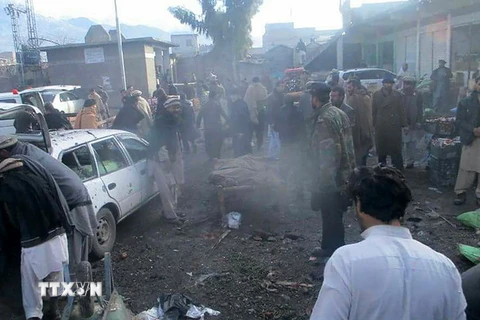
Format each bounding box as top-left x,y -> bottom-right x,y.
65,91 -> 84,114
91,137 -> 142,218
116,135 -> 158,202
59,144 -> 108,214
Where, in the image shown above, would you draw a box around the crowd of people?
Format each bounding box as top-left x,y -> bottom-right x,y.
1,65 -> 480,319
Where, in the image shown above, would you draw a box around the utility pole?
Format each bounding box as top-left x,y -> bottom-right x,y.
114,0 -> 127,90
5,3 -> 26,86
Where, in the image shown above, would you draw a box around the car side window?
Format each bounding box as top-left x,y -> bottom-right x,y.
342,72 -> 350,80
119,137 -> 148,163
65,92 -> 80,101
61,145 -> 97,181
59,92 -> 70,102
92,138 -> 129,176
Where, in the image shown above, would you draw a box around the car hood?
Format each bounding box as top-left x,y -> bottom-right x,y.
0,104 -> 52,153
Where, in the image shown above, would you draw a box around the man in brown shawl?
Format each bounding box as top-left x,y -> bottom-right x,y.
372,75 -> 407,169
346,78 -> 374,166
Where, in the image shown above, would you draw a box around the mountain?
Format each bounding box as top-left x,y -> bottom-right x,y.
0,15 -> 170,52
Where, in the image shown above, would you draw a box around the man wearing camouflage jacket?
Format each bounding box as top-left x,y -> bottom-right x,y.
306,82 -> 356,260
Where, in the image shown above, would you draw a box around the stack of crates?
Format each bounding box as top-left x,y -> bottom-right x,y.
429,139 -> 462,188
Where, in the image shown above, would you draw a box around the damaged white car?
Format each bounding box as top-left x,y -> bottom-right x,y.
0,103 -> 161,258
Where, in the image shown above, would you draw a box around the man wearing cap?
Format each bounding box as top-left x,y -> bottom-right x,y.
147,96 -> 184,224
74,99 -> 99,129
401,76 -> 424,169
306,82 -> 355,260
431,59 -> 453,112
372,75 -> 407,169
132,90 -> 153,139
88,88 -> 107,121
0,135 -> 97,272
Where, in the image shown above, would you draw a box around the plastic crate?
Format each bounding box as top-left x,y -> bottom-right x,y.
430,143 -> 462,159
428,155 -> 460,187
424,121 -> 456,137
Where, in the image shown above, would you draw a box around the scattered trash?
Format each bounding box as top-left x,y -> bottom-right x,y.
186,272 -> 193,277
120,252 -> 128,260
428,187 -> 442,194
226,212 -> 242,229
135,293 -> 220,320
457,211 -> 480,229
261,280 -> 313,292
267,236 -> 277,242
284,233 -> 301,240
439,215 -> 456,228
210,230 -> 230,251
407,217 -> 423,223
196,272 -> 229,285
426,210 -> 440,219
459,244 -> 480,265
253,236 -> 263,241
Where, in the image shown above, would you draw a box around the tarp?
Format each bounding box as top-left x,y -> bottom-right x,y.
208,155 -> 284,188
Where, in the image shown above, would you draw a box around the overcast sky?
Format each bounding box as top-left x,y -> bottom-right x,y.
5,0 -> 404,45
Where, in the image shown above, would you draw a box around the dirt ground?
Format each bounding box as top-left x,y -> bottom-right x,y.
1,140 -> 479,320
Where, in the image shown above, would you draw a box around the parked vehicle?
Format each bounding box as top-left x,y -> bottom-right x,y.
0,103 -> 160,257
340,68 -> 397,93
0,85 -> 84,115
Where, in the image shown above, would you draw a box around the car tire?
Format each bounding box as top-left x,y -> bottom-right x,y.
91,208 -> 116,259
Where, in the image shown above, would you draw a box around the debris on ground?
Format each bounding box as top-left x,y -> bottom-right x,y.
226,212 -> 242,229
210,230 -> 231,251
196,272 -> 230,285
134,293 -> 220,320
261,280 -> 314,292
428,187 -> 443,194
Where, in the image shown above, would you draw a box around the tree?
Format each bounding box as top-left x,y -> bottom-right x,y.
169,0 -> 263,79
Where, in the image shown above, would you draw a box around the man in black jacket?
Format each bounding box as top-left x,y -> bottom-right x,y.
275,95 -> 306,200
229,88 -> 252,157
0,154 -> 71,320
454,76 -> 480,205
44,103 -> 72,130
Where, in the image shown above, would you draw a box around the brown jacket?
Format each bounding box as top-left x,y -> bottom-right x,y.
74,106 -> 99,129
347,88 -> 374,161
372,88 -> 406,156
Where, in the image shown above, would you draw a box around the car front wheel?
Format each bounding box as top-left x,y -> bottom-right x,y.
91,208 -> 116,259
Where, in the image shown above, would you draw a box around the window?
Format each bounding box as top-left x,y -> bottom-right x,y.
61,145 -> 97,181
119,137 -> 148,163
0,99 -> 17,103
92,138 -> 128,176
342,72 -> 351,80
59,92 -> 79,102
186,39 -> 193,47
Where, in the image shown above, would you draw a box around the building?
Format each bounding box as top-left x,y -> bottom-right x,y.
41,25 -> 177,108
262,22 -> 338,50
171,34 -> 199,57
264,45 -> 294,74
306,0 -> 480,89
0,52 -> 16,66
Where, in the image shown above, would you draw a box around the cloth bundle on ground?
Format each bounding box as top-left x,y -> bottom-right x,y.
208,155 -> 284,188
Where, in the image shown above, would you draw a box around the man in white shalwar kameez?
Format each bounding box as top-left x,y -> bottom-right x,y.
0,150 -> 71,320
